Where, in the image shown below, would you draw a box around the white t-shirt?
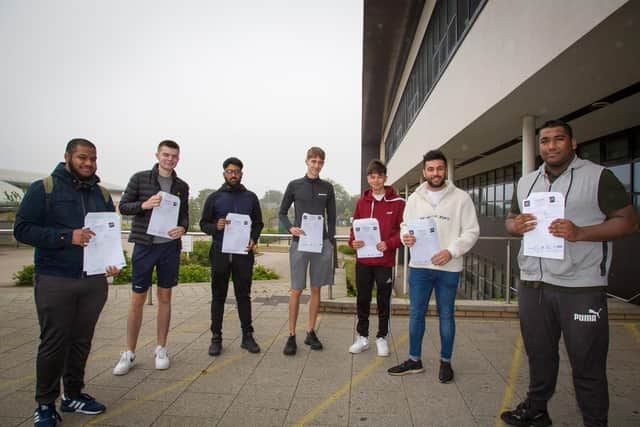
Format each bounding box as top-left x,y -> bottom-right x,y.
372,193 -> 384,201
425,188 -> 445,205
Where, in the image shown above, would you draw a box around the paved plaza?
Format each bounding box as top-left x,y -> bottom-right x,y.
1,280 -> 639,427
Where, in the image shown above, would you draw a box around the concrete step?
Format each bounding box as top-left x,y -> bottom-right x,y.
320,297 -> 640,320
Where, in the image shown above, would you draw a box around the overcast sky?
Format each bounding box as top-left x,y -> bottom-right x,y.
1,0 -> 363,197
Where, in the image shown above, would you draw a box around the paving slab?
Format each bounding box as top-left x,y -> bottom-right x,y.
0,283 -> 638,426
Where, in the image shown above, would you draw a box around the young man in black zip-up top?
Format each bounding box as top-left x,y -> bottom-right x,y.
200,157 -> 264,356
15,139 -> 120,426
279,147 -> 336,355
113,140 -> 189,376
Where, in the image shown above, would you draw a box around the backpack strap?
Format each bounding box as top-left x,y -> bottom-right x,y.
43,176 -> 54,212
42,175 -> 110,211
97,185 -> 110,205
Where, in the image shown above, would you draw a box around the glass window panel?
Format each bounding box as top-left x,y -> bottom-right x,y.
578,141 -> 600,163
609,164 -> 631,192
505,181 -> 514,201
634,128 -> 640,158
605,136 -> 629,161
487,202 -> 494,217
504,200 -> 512,214
634,194 -> 640,214
495,201 -> 504,217
448,0 -> 456,23
457,0 -> 469,37
487,184 -> 495,202
495,183 -> 504,201
634,162 -> 639,193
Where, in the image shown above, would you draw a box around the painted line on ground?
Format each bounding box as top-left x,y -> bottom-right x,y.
85,316 -> 320,426
624,322 -> 640,344
292,331 -> 409,427
495,333 -> 524,427
0,374 -> 34,390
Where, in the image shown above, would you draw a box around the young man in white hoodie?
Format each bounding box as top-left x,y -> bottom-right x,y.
388,150 -> 479,382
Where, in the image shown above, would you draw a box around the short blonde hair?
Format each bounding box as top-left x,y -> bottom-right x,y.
306,146 -> 326,160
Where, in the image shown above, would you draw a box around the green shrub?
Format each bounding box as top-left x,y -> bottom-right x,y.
113,250 -> 132,284
182,240 -> 211,266
338,244 -> 356,256
253,264 -> 279,280
344,259 -> 356,296
258,227 -> 279,245
12,264 -> 34,286
179,264 -> 211,282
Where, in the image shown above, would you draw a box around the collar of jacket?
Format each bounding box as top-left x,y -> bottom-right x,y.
303,175 -> 321,183
362,185 -> 403,203
151,163 -> 177,181
413,180 -> 454,204
218,182 -> 247,193
52,162 -> 100,189
539,154 -> 585,179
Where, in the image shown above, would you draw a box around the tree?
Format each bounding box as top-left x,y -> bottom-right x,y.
325,178 -> 358,225
188,188 -> 215,231
260,190 -> 284,229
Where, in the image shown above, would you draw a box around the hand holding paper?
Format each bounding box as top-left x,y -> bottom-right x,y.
147,191 -> 180,238
352,218 -> 383,258
522,192 -> 564,260
221,213 -> 252,254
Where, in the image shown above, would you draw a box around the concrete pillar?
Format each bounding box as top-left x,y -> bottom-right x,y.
522,115 -> 536,174
447,159 -> 454,183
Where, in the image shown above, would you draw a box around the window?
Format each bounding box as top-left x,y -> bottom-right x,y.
384,0 -> 486,161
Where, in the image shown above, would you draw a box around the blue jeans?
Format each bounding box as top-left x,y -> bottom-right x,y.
408,267 -> 460,361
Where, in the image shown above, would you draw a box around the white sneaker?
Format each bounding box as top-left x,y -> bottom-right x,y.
349,335 -> 369,354
113,350 -> 135,375
154,345 -> 170,370
376,337 -> 390,357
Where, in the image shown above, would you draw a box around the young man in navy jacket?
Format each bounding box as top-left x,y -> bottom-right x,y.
348,160 -> 404,356
200,157 -> 264,356
14,139 -> 120,426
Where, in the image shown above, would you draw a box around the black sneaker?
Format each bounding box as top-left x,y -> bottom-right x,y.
304,330 -> 323,350
34,403 -> 62,427
208,336 -> 222,356
241,332 -> 261,353
501,400 -> 552,427
283,335 -> 297,355
387,359 -> 424,376
60,393 -> 106,415
438,361 -> 454,383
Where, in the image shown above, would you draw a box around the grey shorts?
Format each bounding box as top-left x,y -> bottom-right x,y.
289,239 -> 334,290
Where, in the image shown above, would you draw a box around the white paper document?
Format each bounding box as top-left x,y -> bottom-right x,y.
147,191 -> 180,238
222,213 -> 252,255
407,218 -> 440,266
522,192 -> 565,260
353,218 -> 383,258
83,212 -> 126,275
298,213 -> 324,253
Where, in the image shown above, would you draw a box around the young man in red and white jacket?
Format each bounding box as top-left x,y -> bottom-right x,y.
348,160 -> 404,356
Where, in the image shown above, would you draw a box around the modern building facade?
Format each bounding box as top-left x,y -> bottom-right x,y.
362,0 -> 640,301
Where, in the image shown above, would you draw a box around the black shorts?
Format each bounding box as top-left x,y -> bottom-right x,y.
131,240 -> 180,293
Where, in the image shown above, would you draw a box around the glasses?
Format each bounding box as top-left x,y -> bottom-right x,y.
224,169 -> 243,175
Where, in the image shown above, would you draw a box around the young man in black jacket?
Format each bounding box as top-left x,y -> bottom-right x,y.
279,147 -> 336,355
200,157 -> 264,356
113,140 -> 189,375
14,139 -> 120,427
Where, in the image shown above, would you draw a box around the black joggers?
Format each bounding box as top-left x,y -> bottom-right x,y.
210,250 -> 255,338
518,283 -> 609,427
355,263 -> 393,338
34,274 -> 108,404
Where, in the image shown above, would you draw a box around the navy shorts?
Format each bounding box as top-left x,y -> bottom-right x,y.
131,240 -> 180,293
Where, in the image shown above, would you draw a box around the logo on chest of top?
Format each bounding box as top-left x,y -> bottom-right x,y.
317,193 -> 327,197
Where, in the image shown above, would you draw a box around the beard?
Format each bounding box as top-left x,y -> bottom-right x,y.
426,176 -> 445,188
68,162 -> 94,181
225,176 -> 242,187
